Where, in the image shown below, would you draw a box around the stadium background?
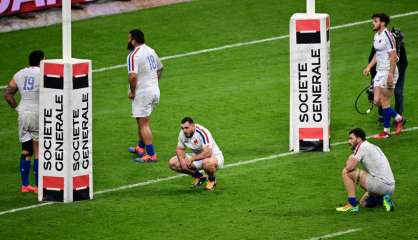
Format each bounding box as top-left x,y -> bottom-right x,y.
0,0 -> 418,239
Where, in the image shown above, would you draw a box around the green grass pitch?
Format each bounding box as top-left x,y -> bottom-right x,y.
1,0 -> 418,239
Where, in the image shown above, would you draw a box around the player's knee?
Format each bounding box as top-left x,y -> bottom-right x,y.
21,140 -> 33,159
203,160 -> 217,172
138,117 -> 149,125
168,157 -> 179,169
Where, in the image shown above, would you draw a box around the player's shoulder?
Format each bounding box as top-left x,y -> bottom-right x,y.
361,141 -> 375,151
15,67 -> 28,76
178,130 -> 185,139
195,124 -> 208,131
195,124 -> 212,136
14,67 -> 30,79
127,46 -> 141,58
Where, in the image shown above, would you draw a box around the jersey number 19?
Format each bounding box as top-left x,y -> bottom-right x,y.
23,76 -> 35,91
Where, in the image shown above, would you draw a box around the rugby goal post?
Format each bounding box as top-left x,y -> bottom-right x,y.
38,0 -> 93,202
289,0 -> 331,152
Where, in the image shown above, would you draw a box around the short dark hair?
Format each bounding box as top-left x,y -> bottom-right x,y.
129,29 -> 145,44
181,117 -> 194,124
29,50 -> 44,66
372,13 -> 390,26
349,128 -> 366,140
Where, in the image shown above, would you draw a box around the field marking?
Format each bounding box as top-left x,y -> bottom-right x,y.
0,126 -> 417,217
306,228 -> 362,240
1,10 -> 418,89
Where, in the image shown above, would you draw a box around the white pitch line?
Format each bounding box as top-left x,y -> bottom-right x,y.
306,228 -> 362,240
1,10 -> 418,89
0,126 -> 417,217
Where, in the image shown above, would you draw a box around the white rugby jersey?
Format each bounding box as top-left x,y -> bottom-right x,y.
373,28 -> 397,71
13,66 -> 40,113
127,44 -> 163,94
177,124 -> 223,156
353,141 -> 395,185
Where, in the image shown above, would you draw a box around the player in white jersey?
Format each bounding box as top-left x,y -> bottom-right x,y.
336,128 -> 395,213
126,29 -> 163,162
3,50 -> 44,193
363,13 -> 405,139
168,117 -> 224,191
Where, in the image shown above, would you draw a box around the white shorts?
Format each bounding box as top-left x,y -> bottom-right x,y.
131,89 -> 160,118
366,174 -> 395,196
18,112 -> 39,143
186,153 -> 224,170
373,69 -> 399,89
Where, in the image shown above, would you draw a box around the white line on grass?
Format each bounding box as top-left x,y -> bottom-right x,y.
306,228 -> 362,240
0,126 -> 417,217
1,10 -> 418,89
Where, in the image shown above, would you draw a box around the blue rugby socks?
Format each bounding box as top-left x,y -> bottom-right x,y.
145,144 -> 155,156
20,158 -> 31,186
34,159 -> 39,186
348,197 -> 358,207
138,140 -> 145,149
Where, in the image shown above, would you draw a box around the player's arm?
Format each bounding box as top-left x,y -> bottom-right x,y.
157,68 -> 163,81
156,54 -> 163,81
363,54 -> 377,76
176,146 -> 189,170
176,146 -> 186,162
189,145 -> 212,162
3,79 -> 18,109
343,154 -> 359,174
128,72 -> 137,99
388,49 -> 397,76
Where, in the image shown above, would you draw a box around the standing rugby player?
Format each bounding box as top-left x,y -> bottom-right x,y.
4,50 -> 44,193
126,29 -> 163,162
363,13 -> 405,139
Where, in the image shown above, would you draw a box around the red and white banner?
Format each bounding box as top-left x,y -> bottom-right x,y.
0,0 -> 92,17
39,59 -> 93,203
289,13 -> 331,152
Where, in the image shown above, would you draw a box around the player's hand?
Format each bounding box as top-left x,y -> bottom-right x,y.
185,157 -> 193,168
363,67 -> 370,76
128,91 -> 135,100
387,73 -> 394,88
179,158 -> 189,170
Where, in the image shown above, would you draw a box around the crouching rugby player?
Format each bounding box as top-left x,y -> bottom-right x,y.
337,128 -> 395,213
168,117 -> 224,191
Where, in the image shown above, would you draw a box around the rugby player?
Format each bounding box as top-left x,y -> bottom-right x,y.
168,117 -> 224,191
126,29 -> 163,162
337,128 -> 395,212
4,50 -> 44,193
363,13 -> 405,139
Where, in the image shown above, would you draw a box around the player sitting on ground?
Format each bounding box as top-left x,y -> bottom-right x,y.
3,50 -> 44,193
168,117 -> 224,191
336,128 -> 395,213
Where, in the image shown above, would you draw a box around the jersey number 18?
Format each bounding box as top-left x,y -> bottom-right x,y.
147,55 -> 157,70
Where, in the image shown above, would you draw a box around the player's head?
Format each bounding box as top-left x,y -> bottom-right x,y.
348,128 -> 366,149
181,117 -> 195,138
128,29 -> 145,51
372,13 -> 390,31
29,50 -> 45,67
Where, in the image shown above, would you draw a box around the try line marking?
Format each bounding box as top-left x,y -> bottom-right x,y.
0,126 -> 417,217
1,10 -> 417,89
305,228 -> 362,240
